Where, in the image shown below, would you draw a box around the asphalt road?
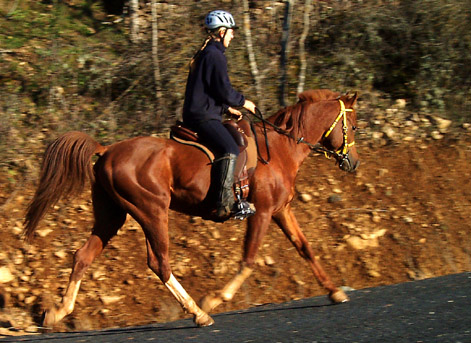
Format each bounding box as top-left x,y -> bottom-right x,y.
3,272 -> 470,343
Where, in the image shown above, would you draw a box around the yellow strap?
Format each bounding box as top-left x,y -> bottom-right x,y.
323,100 -> 354,156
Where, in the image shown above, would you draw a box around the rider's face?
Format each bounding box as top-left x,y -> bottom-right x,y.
221,29 -> 234,48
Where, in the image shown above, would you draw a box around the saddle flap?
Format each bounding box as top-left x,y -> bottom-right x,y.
223,120 -> 248,147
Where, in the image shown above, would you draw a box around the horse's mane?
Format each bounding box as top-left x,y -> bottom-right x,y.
298,89 -> 340,103
270,89 -> 341,138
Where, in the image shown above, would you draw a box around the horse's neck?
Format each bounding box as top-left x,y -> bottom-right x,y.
264,129 -> 312,168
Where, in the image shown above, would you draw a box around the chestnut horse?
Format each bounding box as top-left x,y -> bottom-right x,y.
24,89 -> 359,328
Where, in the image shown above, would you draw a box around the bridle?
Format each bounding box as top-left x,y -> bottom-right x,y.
319,99 -> 356,170
250,99 -> 355,168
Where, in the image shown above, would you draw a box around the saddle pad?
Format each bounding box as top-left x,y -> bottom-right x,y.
170,134 -> 215,162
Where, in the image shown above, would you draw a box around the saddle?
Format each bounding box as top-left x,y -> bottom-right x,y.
170,120 -> 257,201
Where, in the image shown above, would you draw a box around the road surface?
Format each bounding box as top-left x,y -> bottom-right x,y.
2,272 -> 470,342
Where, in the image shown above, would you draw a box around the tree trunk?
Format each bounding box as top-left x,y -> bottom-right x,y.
242,0 -> 263,111
129,0 -> 139,44
151,0 -> 165,126
297,0 -> 312,95
279,0 -> 295,106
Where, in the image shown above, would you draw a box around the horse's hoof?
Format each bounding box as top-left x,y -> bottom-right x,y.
330,290 -> 349,303
200,294 -> 222,313
41,309 -> 57,328
194,312 -> 215,327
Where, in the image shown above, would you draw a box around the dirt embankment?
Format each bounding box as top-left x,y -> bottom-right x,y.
1,100 -> 471,335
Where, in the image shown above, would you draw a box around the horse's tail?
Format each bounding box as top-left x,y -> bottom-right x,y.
23,131 -> 107,241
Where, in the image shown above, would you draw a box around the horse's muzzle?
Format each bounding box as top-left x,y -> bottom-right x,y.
338,154 -> 360,172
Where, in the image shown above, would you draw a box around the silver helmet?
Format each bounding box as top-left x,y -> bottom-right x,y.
204,10 -> 238,30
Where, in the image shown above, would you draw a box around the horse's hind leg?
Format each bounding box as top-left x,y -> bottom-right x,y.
131,195 -> 213,326
272,204 -> 349,303
144,237 -> 214,327
42,186 -> 127,328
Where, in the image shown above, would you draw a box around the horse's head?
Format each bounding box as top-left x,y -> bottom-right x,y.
321,92 -> 360,172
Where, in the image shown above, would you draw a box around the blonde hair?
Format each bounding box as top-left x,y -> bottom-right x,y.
189,28 -> 227,71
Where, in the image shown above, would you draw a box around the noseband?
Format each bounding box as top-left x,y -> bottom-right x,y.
251,99 -> 355,166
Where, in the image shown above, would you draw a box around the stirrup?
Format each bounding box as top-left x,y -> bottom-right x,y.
232,200 -> 256,220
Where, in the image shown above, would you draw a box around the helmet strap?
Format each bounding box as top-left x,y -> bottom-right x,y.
221,28 -> 228,43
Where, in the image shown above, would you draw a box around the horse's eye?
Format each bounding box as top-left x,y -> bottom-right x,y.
352,126 -> 357,131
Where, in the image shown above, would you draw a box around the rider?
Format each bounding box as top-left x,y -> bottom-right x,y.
182,10 -> 256,219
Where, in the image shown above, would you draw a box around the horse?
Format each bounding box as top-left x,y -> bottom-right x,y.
23,89 -> 359,328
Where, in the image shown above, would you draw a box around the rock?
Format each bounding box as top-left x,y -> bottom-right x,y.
430,131 -> 443,140
430,116 -> 452,132
62,218 -> 74,226
24,295 -> 37,305
395,99 -> 407,108
378,168 -> 389,177
340,286 -> 356,292
54,250 -> 67,259
364,183 -> 376,194
0,267 -> 15,284
211,229 -> 221,239
373,229 -> 387,238
76,204 -> 89,212
299,193 -> 312,203
124,279 -> 134,285
371,131 -> 384,140
367,237 -> 379,248
327,194 -> 342,203
406,270 -> 417,280
382,126 -> 396,140
36,228 -> 53,237
368,270 -> 381,278
255,257 -> 265,267
100,295 -> 124,306
189,216 -> 201,224
11,226 -> 22,235
264,256 -> 275,266
371,214 -> 381,223
346,236 -> 368,250
92,271 -> 106,280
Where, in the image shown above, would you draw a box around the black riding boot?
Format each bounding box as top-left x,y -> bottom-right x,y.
213,153 -> 237,219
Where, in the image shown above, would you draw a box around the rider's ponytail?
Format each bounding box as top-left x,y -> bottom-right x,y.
189,27 -> 226,71
189,35 -> 213,71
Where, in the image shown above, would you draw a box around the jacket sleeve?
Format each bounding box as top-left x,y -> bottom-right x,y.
206,51 -> 245,108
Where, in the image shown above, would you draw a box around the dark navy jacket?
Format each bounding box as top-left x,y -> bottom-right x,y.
183,40 -> 245,126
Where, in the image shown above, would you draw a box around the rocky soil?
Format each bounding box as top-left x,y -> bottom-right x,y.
1,99 -> 471,337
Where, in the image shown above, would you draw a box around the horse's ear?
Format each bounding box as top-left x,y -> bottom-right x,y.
347,92 -> 359,108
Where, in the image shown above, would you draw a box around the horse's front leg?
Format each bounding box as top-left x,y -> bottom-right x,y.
272,204 -> 349,303
200,210 -> 272,313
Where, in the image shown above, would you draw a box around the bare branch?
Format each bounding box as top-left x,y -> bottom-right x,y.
151,0 -> 165,124
279,0 -> 295,106
242,0 -> 263,110
297,0 -> 312,95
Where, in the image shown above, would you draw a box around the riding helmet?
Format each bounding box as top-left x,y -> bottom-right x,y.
204,10 -> 239,30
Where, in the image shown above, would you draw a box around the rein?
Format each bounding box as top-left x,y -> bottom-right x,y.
249,100 -> 355,165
